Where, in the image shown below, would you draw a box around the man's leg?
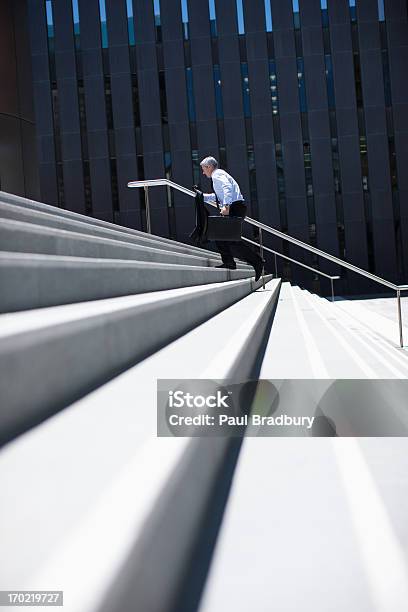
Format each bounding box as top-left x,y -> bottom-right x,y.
230,241 -> 263,268
215,240 -> 236,266
228,202 -> 264,278
215,201 -> 245,266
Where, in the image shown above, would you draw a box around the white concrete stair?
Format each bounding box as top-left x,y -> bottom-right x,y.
0,194 -> 256,314
0,198 -> 242,263
256,281 -> 317,377
0,275 -> 272,445
0,218 -> 230,266
0,190 -> 224,261
0,191 -> 276,612
259,282 -> 408,379
0,252 -> 254,313
331,292 -> 408,349
197,283 -> 408,612
198,437 -> 408,612
0,280 -> 281,612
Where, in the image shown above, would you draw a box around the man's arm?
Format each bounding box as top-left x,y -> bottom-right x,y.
213,174 -> 233,206
203,192 -> 217,204
213,174 -> 232,215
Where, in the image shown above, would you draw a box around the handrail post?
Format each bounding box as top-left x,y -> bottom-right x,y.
331,278 -> 334,303
274,253 -> 278,278
144,186 -> 152,234
397,289 -> 404,348
259,228 -> 265,290
258,228 -> 264,259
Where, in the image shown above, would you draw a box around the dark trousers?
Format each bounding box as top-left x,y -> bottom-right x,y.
215,201 -> 262,269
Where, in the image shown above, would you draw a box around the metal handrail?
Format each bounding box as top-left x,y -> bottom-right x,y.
244,238 -> 340,302
128,178 -> 408,347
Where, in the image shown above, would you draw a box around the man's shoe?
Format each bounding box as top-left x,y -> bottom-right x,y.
254,259 -> 265,282
215,263 -> 236,270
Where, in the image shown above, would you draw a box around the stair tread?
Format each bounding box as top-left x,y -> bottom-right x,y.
0,216 -> 215,256
0,278 -> 257,337
198,436 -> 408,612
0,279 -> 280,595
296,288 -> 408,376
329,294 -> 408,345
0,249 -> 251,273
0,218 -> 253,271
259,282 -> 316,378
0,275 -> 273,445
0,190 -> 219,258
0,199 -> 225,259
260,283 -> 408,378
0,250 -> 254,312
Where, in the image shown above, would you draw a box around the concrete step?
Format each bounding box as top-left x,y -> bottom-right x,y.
0,198 -> 235,263
294,286 -> 408,377
0,274 -> 273,445
0,218 -> 235,267
257,282 -> 316,378
253,284 -> 408,439
331,293 -> 408,349
0,251 -> 255,313
198,437 -> 408,612
0,279 -> 281,612
259,283 -> 408,378
0,190 -> 222,260
290,284 -> 378,377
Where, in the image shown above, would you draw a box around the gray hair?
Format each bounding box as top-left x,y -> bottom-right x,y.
200,156 -> 218,169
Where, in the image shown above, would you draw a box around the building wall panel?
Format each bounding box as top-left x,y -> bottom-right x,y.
328,0 -> 369,279
357,0 -> 397,280
133,0 -> 169,237
385,0 -> 408,278
215,0 -> 251,214
105,0 -> 139,223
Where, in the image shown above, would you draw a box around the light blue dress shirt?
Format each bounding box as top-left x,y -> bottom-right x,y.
203,169 -> 244,207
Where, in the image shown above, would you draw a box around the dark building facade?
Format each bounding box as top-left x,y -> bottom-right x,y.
24,0 -> 408,293
0,0 -> 39,200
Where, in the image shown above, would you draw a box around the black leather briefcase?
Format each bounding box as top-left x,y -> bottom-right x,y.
206,216 -> 243,241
